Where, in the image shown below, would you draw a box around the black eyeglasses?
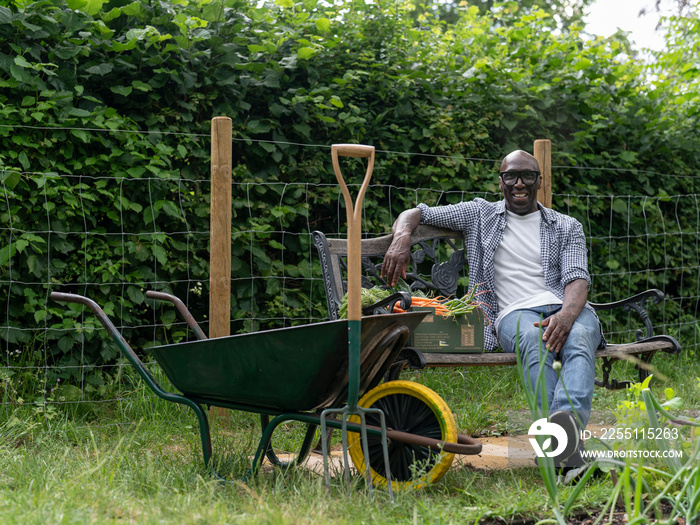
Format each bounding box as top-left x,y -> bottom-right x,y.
499,170 -> 540,186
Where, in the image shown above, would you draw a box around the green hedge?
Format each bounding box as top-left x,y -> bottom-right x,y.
1,0 -> 698,402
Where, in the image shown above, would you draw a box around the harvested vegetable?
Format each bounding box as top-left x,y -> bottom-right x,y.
441,283 -> 491,325
338,287 -> 394,319
338,282 -> 490,325
407,296 -> 450,316
409,283 -> 490,325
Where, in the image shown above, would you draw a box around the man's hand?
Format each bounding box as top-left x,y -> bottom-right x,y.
380,208 -> 422,287
381,237 -> 411,287
534,311 -> 577,354
533,278 -> 589,353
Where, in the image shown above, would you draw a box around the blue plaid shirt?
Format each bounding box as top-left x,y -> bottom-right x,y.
418,199 -> 604,352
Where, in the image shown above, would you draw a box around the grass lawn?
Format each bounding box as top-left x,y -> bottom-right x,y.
1,351 -> 698,524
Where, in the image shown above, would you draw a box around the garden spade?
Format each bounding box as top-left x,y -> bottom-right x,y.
320,144 -> 394,500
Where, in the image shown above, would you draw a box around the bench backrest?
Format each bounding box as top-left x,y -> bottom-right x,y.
313,225 -> 467,320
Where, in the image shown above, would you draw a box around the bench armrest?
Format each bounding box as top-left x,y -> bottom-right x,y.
589,288 -> 667,342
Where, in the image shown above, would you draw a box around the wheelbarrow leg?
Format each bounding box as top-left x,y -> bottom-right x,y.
185,402 -> 216,477
259,415 -> 318,469
247,413 -> 321,481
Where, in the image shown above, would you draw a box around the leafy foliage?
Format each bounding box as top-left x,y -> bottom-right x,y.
0,0 -> 699,401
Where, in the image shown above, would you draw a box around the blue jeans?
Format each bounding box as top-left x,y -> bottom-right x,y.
497,305 -> 600,428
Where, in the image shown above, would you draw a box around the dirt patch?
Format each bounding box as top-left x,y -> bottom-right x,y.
454,432 -> 536,470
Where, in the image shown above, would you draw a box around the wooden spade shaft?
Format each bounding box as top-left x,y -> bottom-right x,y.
331,144 -> 375,409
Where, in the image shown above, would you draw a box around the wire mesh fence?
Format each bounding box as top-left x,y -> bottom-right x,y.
1,124 -> 698,419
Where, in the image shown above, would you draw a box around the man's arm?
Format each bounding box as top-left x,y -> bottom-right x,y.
380,207 -> 422,287
534,278 -> 589,354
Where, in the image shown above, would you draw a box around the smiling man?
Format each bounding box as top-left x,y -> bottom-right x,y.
381,150 -> 605,483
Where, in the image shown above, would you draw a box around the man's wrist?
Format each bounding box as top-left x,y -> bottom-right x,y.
392,229 -> 412,244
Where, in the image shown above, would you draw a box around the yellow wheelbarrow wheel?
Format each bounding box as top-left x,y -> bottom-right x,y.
348,380 -> 457,490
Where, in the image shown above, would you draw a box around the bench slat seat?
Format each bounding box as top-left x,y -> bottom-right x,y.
421,340 -> 677,367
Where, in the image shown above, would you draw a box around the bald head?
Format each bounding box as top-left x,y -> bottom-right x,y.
498,150 -> 541,215
500,150 -> 540,173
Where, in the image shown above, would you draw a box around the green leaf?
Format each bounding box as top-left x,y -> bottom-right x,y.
86,63 -> 114,76
612,198 -> 627,214
0,244 -> 15,267
275,0 -> 294,7
52,46 -> 82,61
14,56 -> 32,68
18,151 -> 29,170
121,2 -> 144,16
161,309 -> 176,326
71,129 -> 90,142
34,309 -> 46,324
605,259 -> 620,270
1,170 -> 20,190
153,245 -> 167,265
83,0 -> 106,16
315,17 -> 331,32
573,58 -> 592,71
160,200 -> 180,219
111,40 -> 136,52
246,120 -> 272,134
297,47 -> 316,60
67,107 -> 91,118
0,327 -> 29,344
56,384 -> 82,402
0,6 -> 13,24
330,95 -> 343,108
126,167 -> 147,178
619,151 -> 636,163
131,80 -> 152,92
126,286 -> 144,305
66,0 -> 88,10
661,397 -> 683,410
58,335 -> 75,353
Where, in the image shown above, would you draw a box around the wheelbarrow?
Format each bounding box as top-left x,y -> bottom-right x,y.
49,144 -> 482,492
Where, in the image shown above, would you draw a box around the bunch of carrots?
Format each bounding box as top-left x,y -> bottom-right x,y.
392,283 -> 490,324
392,296 -> 448,314
339,281 -> 490,323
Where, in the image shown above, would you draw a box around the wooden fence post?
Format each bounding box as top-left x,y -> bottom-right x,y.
209,116 -> 232,339
534,139 -> 552,209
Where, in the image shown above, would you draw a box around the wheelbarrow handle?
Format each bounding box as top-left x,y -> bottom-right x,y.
50,291 -> 151,373
145,291 -> 208,341
384,428 -> 483,456
50,291 -> 216,469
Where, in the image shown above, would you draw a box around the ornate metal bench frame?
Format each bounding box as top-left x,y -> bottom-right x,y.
313,225 -> 682,390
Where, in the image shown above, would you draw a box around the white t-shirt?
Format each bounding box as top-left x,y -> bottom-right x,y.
494,210 -> 562,330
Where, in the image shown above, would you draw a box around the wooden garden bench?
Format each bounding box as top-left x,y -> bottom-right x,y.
312,225 -> 682,390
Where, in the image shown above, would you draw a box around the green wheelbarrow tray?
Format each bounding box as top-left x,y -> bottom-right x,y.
148,311 -> 427,412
